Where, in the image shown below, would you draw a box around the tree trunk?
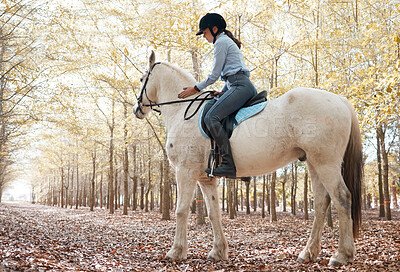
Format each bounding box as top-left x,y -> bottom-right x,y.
70,166 -> 74,208
245,180 -> 250,214
108,137 -> 114,213
227,179 -> 232,218
132,144 -> 138,211
145,132 -> 152,213
363,180 -> 367,210
240,180 -> 244,211
31,184 -> 35,204
108,100 -> 115,214
90,150 -> 96,212
65,166 -> 69,208
222,178 -> 225,212
75,160 -> 79,209
100,172 -> 103,209
82,177 -> 87,207
366,193 -> 372,210
233,180 -> 237,217
53,175 -> 57,206
304,171 -> 309,220
107,181 -> 110,210
162,156 -> 170,220
140,178 -> 145,210
376,126 -> 385,217
291,162 -> 298,215
116,166 -> 120,209
145,143 -> 153,212
378,124 -> 391,220
145,191 -> 149,212
327,203 -> 333,228
282,167 -> 287,212
123,103 -> 129,215
191,198 -> 196,214
47,178 -> 52,205
228,179 -> 235,219
266,175 -> 271,214
61,167 -> 64,208
234,180 -> 238,213
159,160 -> 163,213
253,177 -> 257,212
262,175 -> 266,218
171,184 -> 175,212
196,185 -> 205,224
151,191 -> 154,211
270,172 -> 277,222
312,5 -> 320,88
392,179 -> 398,209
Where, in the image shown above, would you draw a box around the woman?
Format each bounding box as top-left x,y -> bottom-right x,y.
178,13 -> 257,178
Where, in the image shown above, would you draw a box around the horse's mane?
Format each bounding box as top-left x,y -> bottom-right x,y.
161,62 -> 196,83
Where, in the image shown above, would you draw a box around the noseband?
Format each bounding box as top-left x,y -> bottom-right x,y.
136,62 -> 213,120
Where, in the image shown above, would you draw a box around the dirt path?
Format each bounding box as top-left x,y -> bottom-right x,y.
0,202 -> 399,271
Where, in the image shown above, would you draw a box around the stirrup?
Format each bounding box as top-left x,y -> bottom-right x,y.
206,157 -> 218,180
206,139 -> 219,179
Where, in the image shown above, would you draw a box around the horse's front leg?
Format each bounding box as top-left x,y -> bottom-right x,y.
166,168 -> 196,260
198,177 -> 228,261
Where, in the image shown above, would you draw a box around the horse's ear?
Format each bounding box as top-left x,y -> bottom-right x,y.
149,50 -> 155,68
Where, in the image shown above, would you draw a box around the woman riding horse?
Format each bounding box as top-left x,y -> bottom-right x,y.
178,13 -> 257,179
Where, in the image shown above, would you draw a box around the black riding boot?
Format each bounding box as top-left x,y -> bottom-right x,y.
205,123 -> 236,179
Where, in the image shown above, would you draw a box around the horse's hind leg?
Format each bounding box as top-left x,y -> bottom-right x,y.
198,177 -> 228,260
318,165 -> 355,266
166,168 -> 196,260
297,163 -> 331,263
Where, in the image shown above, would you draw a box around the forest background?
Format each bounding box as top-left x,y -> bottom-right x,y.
0,0 -> 399,222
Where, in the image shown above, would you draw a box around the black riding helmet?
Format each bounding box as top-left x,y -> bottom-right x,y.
196,13 -> 226,43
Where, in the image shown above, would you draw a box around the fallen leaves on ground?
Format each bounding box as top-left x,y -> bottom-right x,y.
0,203 -> 399,271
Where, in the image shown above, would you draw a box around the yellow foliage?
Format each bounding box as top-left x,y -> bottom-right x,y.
2,0 -> 400,192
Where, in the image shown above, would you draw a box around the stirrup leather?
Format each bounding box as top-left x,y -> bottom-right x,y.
207,139 -> 220,178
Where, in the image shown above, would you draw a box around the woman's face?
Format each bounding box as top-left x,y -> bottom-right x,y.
202,27 -> 218,43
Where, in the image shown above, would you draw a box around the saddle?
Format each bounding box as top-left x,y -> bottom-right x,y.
199,91 -> 268,181
200,90 -> 268,139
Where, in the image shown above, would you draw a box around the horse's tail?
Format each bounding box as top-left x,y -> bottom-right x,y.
342,101 -> 363,238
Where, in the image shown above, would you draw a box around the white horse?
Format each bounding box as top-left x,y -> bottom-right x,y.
133,51 -> 363,266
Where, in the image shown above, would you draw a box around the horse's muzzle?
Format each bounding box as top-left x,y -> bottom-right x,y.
133,103 -> 145,119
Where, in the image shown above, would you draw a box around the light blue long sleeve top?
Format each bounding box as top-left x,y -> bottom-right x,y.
196,33 -> 250,91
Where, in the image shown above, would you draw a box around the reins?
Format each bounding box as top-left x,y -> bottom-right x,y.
137,62 -> 213,120
141,91 -> 214,120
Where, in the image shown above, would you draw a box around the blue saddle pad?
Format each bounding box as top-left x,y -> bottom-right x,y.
198,101 -> 269,139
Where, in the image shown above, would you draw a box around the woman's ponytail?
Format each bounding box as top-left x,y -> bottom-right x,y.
223,29 -> 242,49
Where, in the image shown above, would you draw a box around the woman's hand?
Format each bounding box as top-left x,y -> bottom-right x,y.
178,87 -> 198,99
212,90 -> 222,96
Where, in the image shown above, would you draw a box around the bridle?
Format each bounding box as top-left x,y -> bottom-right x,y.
136,62 -> 162,115
136,62 -> 213,120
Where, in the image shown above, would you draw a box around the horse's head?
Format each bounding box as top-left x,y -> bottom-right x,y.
133,51 -> 160,119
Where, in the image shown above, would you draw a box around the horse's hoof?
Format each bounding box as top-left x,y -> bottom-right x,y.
166,248 -> 186,261
165,255 -> 177,262
328,259 -> 342,267
296,257 -> 307,263
165,255 -> 184,263
207,248 -> 228,261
